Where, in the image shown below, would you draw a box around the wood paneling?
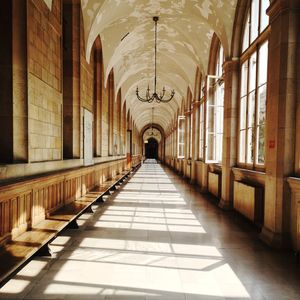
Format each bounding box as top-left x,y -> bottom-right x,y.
0,158 -> 134,245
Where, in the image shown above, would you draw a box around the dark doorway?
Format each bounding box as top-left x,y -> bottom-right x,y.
145,138 -> 158,159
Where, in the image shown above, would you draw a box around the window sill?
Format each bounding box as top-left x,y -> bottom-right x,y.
287,177 -> 300,191
232,167 -> 266,186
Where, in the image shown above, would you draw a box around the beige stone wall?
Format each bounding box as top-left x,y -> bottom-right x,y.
0,0 -> 141,179
28,0 -> 62,162
28,74 -> 62,162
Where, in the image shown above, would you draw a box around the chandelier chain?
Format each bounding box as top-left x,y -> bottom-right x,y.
136,16 -> 175,103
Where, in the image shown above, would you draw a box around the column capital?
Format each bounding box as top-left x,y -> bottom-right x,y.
192,101 -> 201,109
267,0 -> 300,22
184,110 -> 192,116
222,59 -> 239,74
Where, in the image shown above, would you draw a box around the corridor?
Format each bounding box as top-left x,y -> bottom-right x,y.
0,161 -> 299,300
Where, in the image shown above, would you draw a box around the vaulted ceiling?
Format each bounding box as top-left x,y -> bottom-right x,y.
49,0 -> 238,132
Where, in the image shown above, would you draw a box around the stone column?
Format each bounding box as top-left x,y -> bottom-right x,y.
219,59 -> 239,210
63,0 -> 81,159
260,0 -> 300,247
0,0 -> 28,163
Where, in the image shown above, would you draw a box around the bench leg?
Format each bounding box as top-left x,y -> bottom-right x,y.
67,219 -> 79,229
85,206 -> 94,214
36,244 -> 52,257
97,196 -> 104,203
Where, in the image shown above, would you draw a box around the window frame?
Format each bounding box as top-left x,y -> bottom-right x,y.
237,0 -> 270,171
198,78 -> 206,161
205,74 -> 224,164
177,115 -> 185,159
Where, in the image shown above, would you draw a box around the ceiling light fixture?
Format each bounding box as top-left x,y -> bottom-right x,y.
136,16 -> 175,103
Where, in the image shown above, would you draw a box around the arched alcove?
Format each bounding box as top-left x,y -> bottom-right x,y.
145,138 -> 159,159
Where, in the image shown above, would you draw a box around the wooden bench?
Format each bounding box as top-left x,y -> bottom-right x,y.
0,166 -> 138,288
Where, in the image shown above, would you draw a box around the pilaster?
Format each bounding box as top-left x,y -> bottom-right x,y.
260,0 -> 300,247
219,59 -> 239,210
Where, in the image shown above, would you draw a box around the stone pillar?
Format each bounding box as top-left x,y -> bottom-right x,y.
63,0 -> 81,159
219,59 -> 239,210
0,0 -> 28,163
260,0 -> 300,247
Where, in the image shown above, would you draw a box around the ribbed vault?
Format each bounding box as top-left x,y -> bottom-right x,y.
80,0 -> 238,132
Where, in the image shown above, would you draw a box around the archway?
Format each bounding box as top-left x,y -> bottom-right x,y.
145,138 -> 158,159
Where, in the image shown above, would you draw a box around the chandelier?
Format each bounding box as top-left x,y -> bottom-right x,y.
136,16 -> 175,103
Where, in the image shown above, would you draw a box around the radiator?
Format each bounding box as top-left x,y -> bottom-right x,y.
233,181 -> 263,223
208,172 -> 220,198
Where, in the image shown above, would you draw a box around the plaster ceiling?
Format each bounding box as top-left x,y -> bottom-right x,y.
80,0 -> 238,132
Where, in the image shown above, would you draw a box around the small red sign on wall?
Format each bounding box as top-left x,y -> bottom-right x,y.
269,140 -> 276,149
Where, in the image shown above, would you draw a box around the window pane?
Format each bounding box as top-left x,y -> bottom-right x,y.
239,130 -> 246,163
242,12 -> 250,52
240,96 -> 247,130
179,144 -> 184,157
249,52 -> 257,92
216,46 -> 224,77
178,117 -> 185,158
260,0 -> 269,33
206,133 -> 215,161
248,91 -> 256,128
190,113 -> 193,158
258,42 -> 268,86
250,0 -> 259,43
241,61 -> 248,97
207,105 -> 216,134
257,84 -> 266,126
216,132 -> 223,162
247,127 -> 254,163
256,125 -> 265,164
199,103 -> 204,159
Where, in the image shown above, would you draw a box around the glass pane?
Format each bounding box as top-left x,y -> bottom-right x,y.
241,61 -> 248,97
216,45 -> 224,77
242,12 -> 250,52
179,131 -> 184,143
216,105 -> 223,135
216,83 -> 224,107
249,52 -> 257,92
206,133 -> 215,161
207,105 -> 216,134
190,114 -> 193,157
179,144 -> 184,157
258,42 -> 268,86
260,0 -> 269,33
247,127 -> 254,163
239,130 -> 246,163
257,84 -> 266,126
250,0 -> 259,43
240,96 -> 247,130
248,91 -> 256,128
199,103 -> 204,159
256,125 -> 265,164
200,80 -> 205,99
216,132 -> 223,162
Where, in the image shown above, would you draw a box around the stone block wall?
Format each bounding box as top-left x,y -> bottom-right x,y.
28,0 -> 62,162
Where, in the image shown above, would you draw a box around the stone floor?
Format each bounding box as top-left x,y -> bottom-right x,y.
0,160 -> 300,300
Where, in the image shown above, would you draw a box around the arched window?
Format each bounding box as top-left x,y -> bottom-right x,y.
206,43 -> 224,163
177,115 -> 185,159
238,0 -> 269,167
198,75 -> 205,160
